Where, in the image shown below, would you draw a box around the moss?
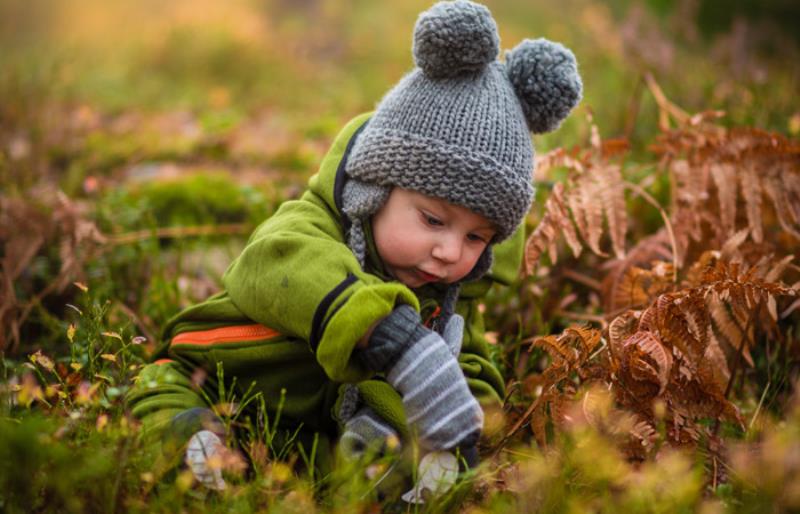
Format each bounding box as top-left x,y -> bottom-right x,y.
124,172 -> 270,227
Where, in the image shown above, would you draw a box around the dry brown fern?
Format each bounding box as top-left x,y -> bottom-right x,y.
514,76 -> 800,475
514,251 -> 797,459
611,252 -> 796,450
506,326 -> 606,448
651,118 -> 800,262
525,127 -> 630,274
525,79 -> 799,280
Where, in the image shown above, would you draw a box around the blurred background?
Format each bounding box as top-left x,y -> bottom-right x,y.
1,0 -> 798,351
2,0 -> 798,186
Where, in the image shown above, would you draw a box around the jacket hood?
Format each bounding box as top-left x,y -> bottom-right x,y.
307,112 -> 372,228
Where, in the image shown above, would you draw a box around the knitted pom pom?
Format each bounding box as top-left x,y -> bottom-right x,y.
505,38 -> 583,134
413,0 -> 499,79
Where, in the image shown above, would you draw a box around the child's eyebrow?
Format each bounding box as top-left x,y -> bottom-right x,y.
478,225 -> 497,233
421,196 -> 497,232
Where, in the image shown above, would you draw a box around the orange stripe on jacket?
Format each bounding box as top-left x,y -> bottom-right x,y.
170,324 -> 281,347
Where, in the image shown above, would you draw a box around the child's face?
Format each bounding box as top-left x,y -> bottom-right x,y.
371,188 -> 496,289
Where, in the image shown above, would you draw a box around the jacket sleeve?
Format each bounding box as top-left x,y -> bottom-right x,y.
455,225 -> 525,404
221,193 -> 419,384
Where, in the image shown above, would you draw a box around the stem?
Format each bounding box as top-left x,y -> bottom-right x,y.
624,75 -> 645,139
725,308 -> 757,400
493,387 -> 550,458
713,303 -> 758,436
623,181 -> 680,283
748,381 -> 770,433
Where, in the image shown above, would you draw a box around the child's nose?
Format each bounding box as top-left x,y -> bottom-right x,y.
432,235 -> 462,264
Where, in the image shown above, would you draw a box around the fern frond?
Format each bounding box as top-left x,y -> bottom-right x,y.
763,172 -> 800,240
702,325 -> 731,391
569,171 -> 607,257
622,331 -> 673,394
602,232 -> 674,312
524,182 -> 581,273
597,163 -> 627,259
670,159 -> 705,243
608,311 -> 640,363
739,162 -> 764,244
710,162 -> 738,238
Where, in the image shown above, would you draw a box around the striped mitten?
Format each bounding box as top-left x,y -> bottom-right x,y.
359,305 -> 483,451
339,406 -> 401,460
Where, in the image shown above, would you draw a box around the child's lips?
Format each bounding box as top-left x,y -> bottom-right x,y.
415,268 -> 443,283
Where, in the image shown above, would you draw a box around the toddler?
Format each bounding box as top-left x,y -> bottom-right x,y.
127,0 -> 581,493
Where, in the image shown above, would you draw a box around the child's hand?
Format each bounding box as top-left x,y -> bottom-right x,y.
359,305 -> 483,451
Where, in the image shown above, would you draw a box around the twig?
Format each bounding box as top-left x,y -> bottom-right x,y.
712,457 -> 718,491
114,302 -> 156,346
13,280 -> 62,352
106,223 -> 251,246
554,309 -> 606,325
643,72 -> 690,129
561,268 -> 603,291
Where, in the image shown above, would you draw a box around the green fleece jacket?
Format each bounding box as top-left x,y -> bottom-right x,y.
127,113 -> 523,461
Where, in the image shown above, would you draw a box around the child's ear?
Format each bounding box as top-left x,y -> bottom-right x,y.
505,38 -> 583,134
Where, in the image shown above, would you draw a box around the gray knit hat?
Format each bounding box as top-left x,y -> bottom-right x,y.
341,0 -> 581,324
344,0 -> 582,241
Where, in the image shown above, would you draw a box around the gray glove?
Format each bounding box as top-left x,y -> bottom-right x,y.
441,313 -> 464,358
359,306 -> 483,451
339,406 -> 401,460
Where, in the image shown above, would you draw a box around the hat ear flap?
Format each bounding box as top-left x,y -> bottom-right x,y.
505,38 -> 583,134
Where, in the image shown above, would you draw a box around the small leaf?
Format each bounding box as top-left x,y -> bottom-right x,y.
100,353 -> 117,363
30,350 -> 55,371
101,331 -> 122,340
767,295 -> 778,321
67,324 -> 76,343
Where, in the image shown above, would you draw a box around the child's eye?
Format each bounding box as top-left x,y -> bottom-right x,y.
467,233 -> 487,243
423,213 -> 444,227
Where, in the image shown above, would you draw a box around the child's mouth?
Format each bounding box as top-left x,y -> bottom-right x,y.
415,269 -> 442,283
